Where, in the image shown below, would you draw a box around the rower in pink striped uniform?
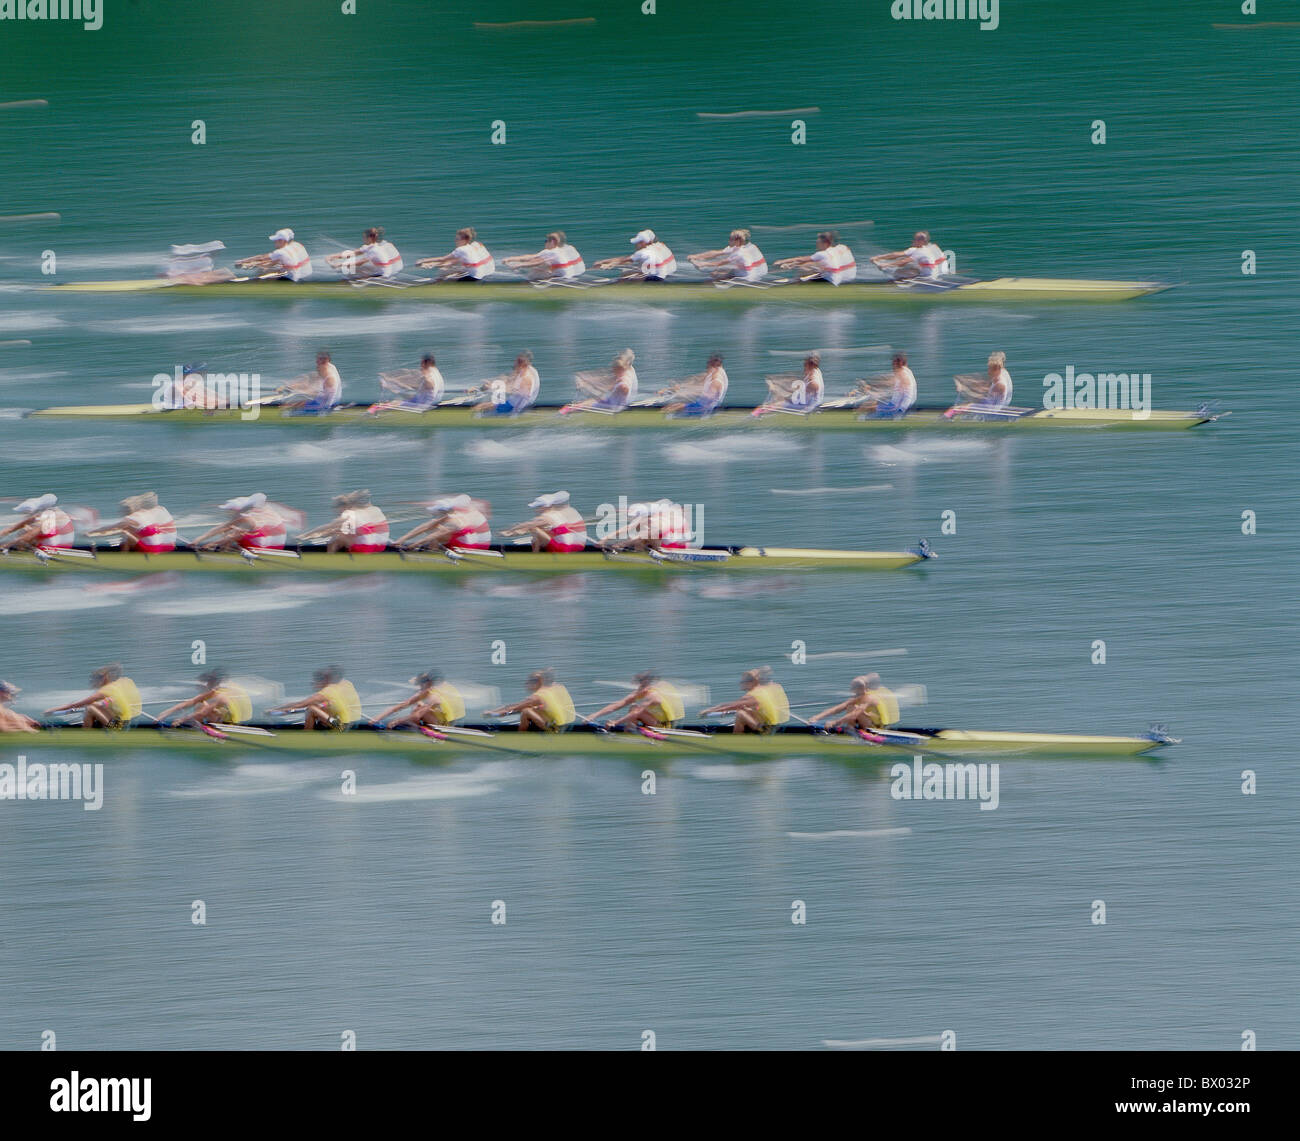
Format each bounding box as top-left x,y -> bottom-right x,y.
592,229 -> 677,281
396,494 -> 492,552
86,492 -> 177,552
501,492 -> 588,552
502,231 -> 586,281
688,229 -> 768,282
236,227 -> 313,281
327,227 -> 404,280
871,230 -> 950,281
193,493 -> 290,552
298,490 -> 390,553
774,230 -> 857,284
417,227 -> 496,280
0,494 -> 75,552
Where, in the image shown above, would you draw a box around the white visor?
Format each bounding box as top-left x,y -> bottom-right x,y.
15,493 -> 56,513
630,230 -> 655,245
268,229 -> 294,243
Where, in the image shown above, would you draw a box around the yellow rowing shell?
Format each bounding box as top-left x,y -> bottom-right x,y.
45,276 -> 1174,303
0,544 -> 934,574
24,403 -> 1221,430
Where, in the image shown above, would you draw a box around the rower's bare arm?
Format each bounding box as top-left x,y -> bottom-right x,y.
45,687 -> 105,714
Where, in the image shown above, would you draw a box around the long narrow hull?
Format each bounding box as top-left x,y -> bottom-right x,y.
45,276 -> 1173,304
0,724 -> 1169,759
25,402 -> 1220,431
0,544 -> 931,575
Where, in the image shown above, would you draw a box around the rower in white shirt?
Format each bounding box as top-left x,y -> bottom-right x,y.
236,228 -> 313,281
871,230 -> 950,281
755,352 -> 825,416
161,240 -> 232,284
689,229 -> 768,282
948,351 -> 1013,416
562,349 -> 638,414
279,352 -> 343,412
328,227 -> 404,279
592,229 -> 677,281
502,231 -> 586,281
370,354 -> 445,414
0,493 -> 75,552
852,351 -> 919,418
662,353 -> 728,417
417,227 -> 496,280
472,351 -> 540,416
774,230 -> 857,284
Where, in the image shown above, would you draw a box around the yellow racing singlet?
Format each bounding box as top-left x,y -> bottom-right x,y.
101,678 -> 143,722
215,684 -> 253,724
868,686 -> 900,728
428,683 -> 466,722
650,681 -> 685,725
536,684 -> 576,730
750,683 -> 790,729
318,680 -> 363,726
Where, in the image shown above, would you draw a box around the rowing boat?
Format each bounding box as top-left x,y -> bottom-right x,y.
0,722 -> 1174,759
0,542 -> 935,575
24,402 -> 1223,431
44,275 -> 1173,303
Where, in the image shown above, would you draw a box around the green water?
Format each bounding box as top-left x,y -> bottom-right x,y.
0,1 -> 1296,1049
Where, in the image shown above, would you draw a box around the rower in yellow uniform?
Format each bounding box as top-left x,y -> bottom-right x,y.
589,671 -> 686,730
810,673 -> 900,732
156,669 -> 253,728
700,666 -> 789,734
485,669 -> 575,732
268,666 -> 362,731
374,671 -> 466,729
0,680 -> 39,733
44,663 -> 143,729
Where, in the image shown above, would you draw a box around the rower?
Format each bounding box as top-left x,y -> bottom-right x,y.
281,352 -> 343,412
810,673 -> 901,732
852,351 -> 918,418
501,491 -> 587,552
484,669 -> 576,733
688,229 -> 768,282
590,671 -> 686,730
472,350 -> 539,415
193,493 -> 287,551
370,353 -> 445,414
396,493 -> 491,552
161,241 -> 232,284
502,231 -> 586,281
44,663 -> 143,729
773,230 -> 857,285
700,667 -> 790,734
0,493 -> 75,552
662,353 -> 728,417
154,362 -> 217,410
157,669 -> 253,728
755,352 -> 824,416
870,230 -> 950,281
0,681 -> 39,733
298,490 -> 389,553
951,351 -> 1013,413
268,666 -> 362,731
327,227 -> 404,279
374,672 -> 466,729
416,227 -> 496,280
563,349 -> 637,414
600,499 -> 691,552
85,492 -> 177,553
235,227 -> 313,281
592,229 -> 677,281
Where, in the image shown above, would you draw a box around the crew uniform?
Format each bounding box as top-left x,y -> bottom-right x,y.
750,681 -> 790,733
535,682 -> 576,731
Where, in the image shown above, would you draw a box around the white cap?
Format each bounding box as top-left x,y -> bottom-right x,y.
171,241 -> 225,256
219,492 -> 266,513
268,228 -> 294,243
428,495 -> 472,515
15,493 -> 56,513
529,491 -> 570,509
630,230 -> 655,245
628,502 -> 650,518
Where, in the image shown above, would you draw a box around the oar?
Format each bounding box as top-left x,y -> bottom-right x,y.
417,724 -> 545,759
635,725 -> 745,757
